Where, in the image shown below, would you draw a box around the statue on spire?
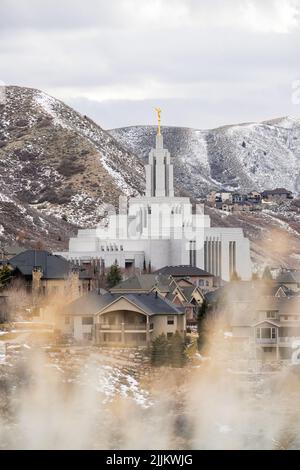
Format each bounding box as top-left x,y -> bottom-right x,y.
155,107 -> 162,136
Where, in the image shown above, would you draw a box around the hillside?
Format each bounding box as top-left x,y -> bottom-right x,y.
0,86 -> 144,249
110,119 -> 300,198
0,86 -> 300,269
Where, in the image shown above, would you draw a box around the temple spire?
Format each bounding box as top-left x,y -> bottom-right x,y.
145,109 -> 174,198
155,107 -> 162,136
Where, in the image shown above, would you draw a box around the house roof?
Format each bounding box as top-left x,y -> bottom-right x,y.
261,188 -> 292,196
153,265 -> 213,277
180,286 -> 197,301
205,280 -> 297,305
276,271 -> 300,284
111,273 -> 170,292
9,250 -> 92,280
66,291 -> 184,317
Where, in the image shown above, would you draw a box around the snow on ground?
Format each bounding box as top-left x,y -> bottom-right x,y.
34,92 -> 71,130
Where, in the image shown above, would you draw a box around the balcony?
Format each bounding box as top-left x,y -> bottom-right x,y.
97,323 -> 153,332
278,337 -> 300,347
256,338 -> 277,345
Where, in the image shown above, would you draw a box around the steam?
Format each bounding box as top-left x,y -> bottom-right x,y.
2,281 -> 300,450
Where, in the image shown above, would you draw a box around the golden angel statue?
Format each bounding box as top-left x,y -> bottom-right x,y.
155,107 -> 162,135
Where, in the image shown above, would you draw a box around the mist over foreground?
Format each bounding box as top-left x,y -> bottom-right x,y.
1,315 -> 300,450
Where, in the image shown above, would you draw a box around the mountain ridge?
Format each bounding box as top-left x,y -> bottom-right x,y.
110,117 -> 300,198
1,86 -> 300,269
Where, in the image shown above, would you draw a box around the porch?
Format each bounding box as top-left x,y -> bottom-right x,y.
94,310 -> 153,346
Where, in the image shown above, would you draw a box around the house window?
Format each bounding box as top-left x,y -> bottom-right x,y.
258,327 -> 277,339
167,332 -> 174,339
271,328 -> 276,339
167,316 -> 175,325
82,317 -> 94,325
266,311 -> 277,319
65,316 -> 70,325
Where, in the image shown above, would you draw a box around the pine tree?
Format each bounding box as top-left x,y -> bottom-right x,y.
0,265 -> 12,289
151,333 -> 169,366
143,258 -> 147,274
262,266 -> 273,282
168,331 -> 186,367
197,299 -> 208,352
106,262 -> 122,288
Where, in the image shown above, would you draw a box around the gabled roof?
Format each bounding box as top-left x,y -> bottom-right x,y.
180,286 -> 197,301
276,272 -> 298,284
66,292 -> 184,317
111,273 -> 170,292
9,250 -> 91,280
261,188 -> 292,196
276,271 -> 300,284
153,265 -> 213,277
252,320 -> 280,328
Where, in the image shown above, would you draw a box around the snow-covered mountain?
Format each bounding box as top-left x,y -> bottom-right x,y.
110,118 -> 300,198
0,86 -> 144,249
1,86 -> 300,268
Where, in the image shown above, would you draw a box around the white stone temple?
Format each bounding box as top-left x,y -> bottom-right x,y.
57,114 -> 252,281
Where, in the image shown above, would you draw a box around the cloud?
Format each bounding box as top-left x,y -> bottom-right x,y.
0,0 -> 300,128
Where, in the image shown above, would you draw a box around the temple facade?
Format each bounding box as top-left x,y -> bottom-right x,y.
57,123 -> 252,281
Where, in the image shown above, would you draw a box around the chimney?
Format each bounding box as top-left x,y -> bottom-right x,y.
32,267 -> 43,290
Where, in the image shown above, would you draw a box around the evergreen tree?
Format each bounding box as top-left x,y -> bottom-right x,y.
106,262 -> 122,288
0,265 -> 12,289
168,331 -> 186,367
151,333 -> 169,366
148,261 -> 152,274
143,258 -> 147,274
262,266 -> 273,282
197,299 -> 208,352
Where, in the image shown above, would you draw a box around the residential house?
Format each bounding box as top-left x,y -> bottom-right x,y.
60,291 -> 186,345
111,273 -> 205,325
276,270 -> 300,292
221,201 -> 234,213
6,250 -> 95,318
261,188 -> 293,202
207,280 -> 300,362
247,191 -> 261,203
153,265 -> 215,289
231,193 -> 246,204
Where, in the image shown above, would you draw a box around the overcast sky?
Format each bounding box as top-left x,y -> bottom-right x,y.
0,0 -> 300,129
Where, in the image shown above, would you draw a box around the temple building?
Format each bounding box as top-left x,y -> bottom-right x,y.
57,112 -> 252,282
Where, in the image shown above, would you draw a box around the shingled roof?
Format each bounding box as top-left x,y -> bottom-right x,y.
67,292 -> 184,317
153,265 -> 213,277
111,274 -> 170,292
9,250 -> 91,280
276,271 -> 300,284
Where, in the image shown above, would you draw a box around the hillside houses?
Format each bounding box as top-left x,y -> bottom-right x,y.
206,271 -> 300,362
207,188 -> 293,213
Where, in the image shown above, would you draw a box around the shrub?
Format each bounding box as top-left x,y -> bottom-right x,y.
106,262 -> 122,288
151,333 -> 169,366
